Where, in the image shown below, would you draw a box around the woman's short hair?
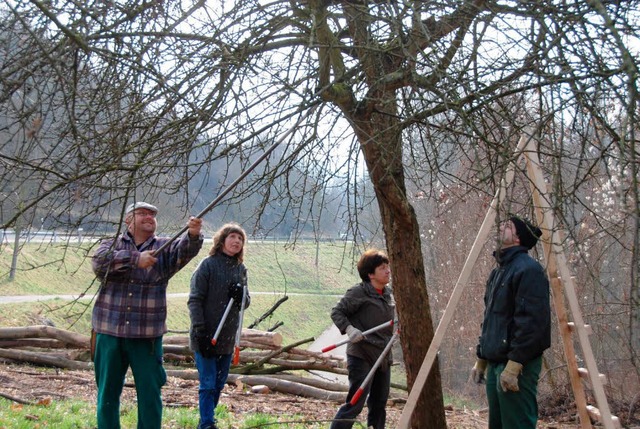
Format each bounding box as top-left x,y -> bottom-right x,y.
209,223 -> 247,262
357,249 -> 389,282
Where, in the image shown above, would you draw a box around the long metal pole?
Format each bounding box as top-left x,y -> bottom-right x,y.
153,106 -> 316,254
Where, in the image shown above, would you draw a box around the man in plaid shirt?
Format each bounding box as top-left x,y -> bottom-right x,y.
91,201 -> 203,429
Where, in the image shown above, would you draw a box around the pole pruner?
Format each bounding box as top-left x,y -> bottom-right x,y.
233,283 -> 248,365
349,326 -> 399,406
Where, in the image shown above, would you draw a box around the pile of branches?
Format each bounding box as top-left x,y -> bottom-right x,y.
0,325 -> 350,402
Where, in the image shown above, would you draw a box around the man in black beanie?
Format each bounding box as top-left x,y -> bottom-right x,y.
471,214 -> 550,429
509,215 -> 542,250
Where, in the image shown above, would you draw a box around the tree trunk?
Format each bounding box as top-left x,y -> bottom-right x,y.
9,226 -> 20,281
350,96 -> 447,428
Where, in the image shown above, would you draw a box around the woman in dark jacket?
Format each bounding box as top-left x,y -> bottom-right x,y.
188,223 -> 250,429
330,249 -> 395,429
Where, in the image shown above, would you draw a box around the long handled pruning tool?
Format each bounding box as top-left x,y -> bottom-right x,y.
349,329 -> 399,406
152,106 -> 316,255
210,297 -> 235,346
321,320 -> 394,353
233,283 -> 248,365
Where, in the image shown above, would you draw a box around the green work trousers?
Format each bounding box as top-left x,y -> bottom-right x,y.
94,333 -> 166,429
485,356 -> 542,429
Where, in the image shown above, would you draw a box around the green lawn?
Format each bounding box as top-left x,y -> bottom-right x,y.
0,240 -> 359,344
0,240 -> 359,296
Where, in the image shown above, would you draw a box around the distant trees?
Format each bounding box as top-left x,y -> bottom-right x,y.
1,0 -> 639,425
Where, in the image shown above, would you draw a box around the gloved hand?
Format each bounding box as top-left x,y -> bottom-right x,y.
228,283 -> 245,308
196,331 -> 216,359
471,359 -> 488,384
345,325 -> 364,343
500,360 -> 523,392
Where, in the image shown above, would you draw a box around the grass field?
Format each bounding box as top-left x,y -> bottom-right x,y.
0,239 -> 360,294
0,240 -> 361,343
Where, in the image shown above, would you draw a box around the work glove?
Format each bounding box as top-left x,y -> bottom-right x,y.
228,283 -> 245,308
471,359 -> 488,384
195,330 -> 216,359
345,325 -> 364,343
500,360 -> 523,392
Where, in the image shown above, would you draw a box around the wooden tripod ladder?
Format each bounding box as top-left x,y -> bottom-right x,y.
524,136 -> 620,429
396,134 -> 619,429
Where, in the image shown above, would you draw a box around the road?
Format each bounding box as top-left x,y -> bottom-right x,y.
0,291 -> 342,304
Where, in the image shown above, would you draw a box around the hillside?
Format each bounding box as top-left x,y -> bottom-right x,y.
0,240 -> 361,344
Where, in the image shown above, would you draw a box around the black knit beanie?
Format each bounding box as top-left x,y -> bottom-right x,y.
510,215 -> 542,250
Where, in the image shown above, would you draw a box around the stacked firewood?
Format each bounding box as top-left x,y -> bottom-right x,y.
0,325 -> 351,401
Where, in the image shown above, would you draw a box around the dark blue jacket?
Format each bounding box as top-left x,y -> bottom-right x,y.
477,246 -> 551,364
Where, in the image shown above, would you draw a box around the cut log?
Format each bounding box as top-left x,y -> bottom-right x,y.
0,325 -> 353,396
240,350 -> 345,367
231,374 -> 347,402
240,358 -> 348,374
163,330 -> 282,348
241,329 -> 283,347
162,336 -> 189,345
270,374 -> 348,392
0,326 -> 89,348
162,345 -> 192,356
0,339 -> 69,349
0,348 -> 91,371
237,337 -> 316,374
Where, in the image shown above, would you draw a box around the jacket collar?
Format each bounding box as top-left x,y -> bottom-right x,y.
493,245 -> 528,266
363,281 -> 390,299
123,230 -> 156,250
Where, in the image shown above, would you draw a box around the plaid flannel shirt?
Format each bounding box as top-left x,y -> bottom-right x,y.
91,230 -> 203,338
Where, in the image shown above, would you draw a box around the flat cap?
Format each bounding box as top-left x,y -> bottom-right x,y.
125,201 -> 158,215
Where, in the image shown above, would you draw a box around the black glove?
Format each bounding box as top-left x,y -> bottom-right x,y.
196,332 -> 216,359
228,283 -> 245,308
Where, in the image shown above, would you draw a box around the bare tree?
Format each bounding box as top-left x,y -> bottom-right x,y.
1,0 -> 639,425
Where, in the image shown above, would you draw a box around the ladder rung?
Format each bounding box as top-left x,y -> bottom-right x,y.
567,322 -> 592,335
577,367 -> 608,385
585,405 -> 621,428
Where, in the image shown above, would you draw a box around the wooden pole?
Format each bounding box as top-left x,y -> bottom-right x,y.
395,135 -> 528,429
523,137 -> 616,429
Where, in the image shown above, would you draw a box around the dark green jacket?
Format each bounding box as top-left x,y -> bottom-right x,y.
477,246 -> 551,364
331,281 -> 395,368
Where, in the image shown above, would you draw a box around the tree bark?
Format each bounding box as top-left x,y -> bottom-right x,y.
349,97 -> 446,428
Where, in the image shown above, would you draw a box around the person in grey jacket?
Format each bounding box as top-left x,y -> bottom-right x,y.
187,223 -> 250,429
330,249 -> 395,429
471,215 -> 550,429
